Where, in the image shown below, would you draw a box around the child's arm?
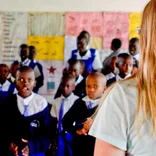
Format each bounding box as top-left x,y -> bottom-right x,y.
76,118 -> 93,135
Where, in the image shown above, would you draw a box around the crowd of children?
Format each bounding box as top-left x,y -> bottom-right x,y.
0,29 -> 140,156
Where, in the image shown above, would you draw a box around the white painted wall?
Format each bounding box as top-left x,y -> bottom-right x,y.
0,0 -> 149,12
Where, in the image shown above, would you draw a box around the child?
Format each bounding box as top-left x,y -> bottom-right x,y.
18,44 -> 31,66
62,72 -> 106,156
129,37 -> 140,75
102,56 -> 117,75
51,74 -> 79,156
71,34 -> 102,76
106,53 -> 133,86
3,66 -> 52,156
28,45 -> 44,93
54,59 -> 86,99
8,61 -> 20,84
0,63 -> 16,105
16,44 -> 43,93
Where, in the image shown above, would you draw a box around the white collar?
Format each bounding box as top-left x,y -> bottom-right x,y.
0,80 -> 12,91
61,92 -> 74,100
82,96 -> 101,108
17,92 -> 34,105
22,58 -> 31,65
75,49 -> 92,59
116,74 -> 131,81
75,75 -> 83,86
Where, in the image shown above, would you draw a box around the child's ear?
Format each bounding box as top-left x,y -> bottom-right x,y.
72,84 -> 76,91
103,86 -> 107,93
33,80 -> 36,87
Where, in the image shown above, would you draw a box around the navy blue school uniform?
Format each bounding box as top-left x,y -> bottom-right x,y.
54,75 -> 86,99
0,80 -> 16,105
51,93 -> 79,156
29,60 -> 44,93
71,48 -> 102,75
2,93 -> 53,156
62,97 -> 101,156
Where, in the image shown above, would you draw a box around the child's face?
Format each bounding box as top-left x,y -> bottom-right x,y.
129,41 -> 139,56
29,48 -> 36,60
0,66 -> 9,82
86,76 -> 105,100
109,57 -> 116,72
77,38 -> 88,52
10,64 -> 20,78
60,78 -> 75,97
20,48 -> 29,61
16,70 -> 36,98
118,58 -> 133,76
68,63 -> 81,78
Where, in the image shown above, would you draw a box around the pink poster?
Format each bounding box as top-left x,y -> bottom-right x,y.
65,12 -> 104,37
103,12 -> 129,49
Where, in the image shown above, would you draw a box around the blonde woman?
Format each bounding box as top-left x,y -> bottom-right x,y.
89,0 -> 156,155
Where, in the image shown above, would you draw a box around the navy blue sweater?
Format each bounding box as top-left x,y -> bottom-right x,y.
1,94 -> 54,156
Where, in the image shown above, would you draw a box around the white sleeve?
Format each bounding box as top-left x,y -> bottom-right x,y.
34,65 -> 41,78
50,103 -> 57,118
92,50 -> 103,70
89,83 -> 129,151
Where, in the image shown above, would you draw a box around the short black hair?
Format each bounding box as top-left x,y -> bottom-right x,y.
0,63 -> 9,70
111,38 -> 122,50
18,65 -> 33,73
79,30 -> 90,41
19,44 -> 28,49
61,73 -> 76,83
77,34 -> 89,44
129,37 -> 139,43
29,45 -> 36,50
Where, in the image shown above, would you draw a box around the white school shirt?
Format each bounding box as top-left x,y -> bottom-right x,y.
51,93 -> 79,120
116,73 -> 131,81
17,92 -> 47,116
21,58 -> 31,66
89,78 -> 156,156
82,96 -> 101,109
0,80 -> 16,94
21,59 -> 41,78
133,53 -> 140,62
72,49 -> 102,70
105,72 -> 116,81
75,74 -> 84,86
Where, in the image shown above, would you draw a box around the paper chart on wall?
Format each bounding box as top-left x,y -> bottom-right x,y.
28,36 -> 64,60
66,12 -> 104,37
29,12 -> 65,36
0,15 -> 3,63
103,12 -> 129,50
129,12 -> 141,39
38,60 -> 63,97
90,37 -> 103,49
64,36 -> 77,65
0,12 -> 28,64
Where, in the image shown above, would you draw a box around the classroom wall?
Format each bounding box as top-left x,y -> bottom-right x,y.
0,0 -> 149,12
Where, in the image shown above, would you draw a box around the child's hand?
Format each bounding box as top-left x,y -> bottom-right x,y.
9,142 -> 19,156
76,128 -> 88,135
76,118 -> 93,135
82,118 -> 93,131
21,145 -> 29,156
21,139 -> 29,156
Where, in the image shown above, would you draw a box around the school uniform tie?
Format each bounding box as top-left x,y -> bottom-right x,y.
88,101 -> 93,109
58,98 -> 65,132
23,105 -> 29,117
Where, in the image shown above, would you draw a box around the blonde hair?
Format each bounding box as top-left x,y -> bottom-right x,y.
136,0 -> 156,133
